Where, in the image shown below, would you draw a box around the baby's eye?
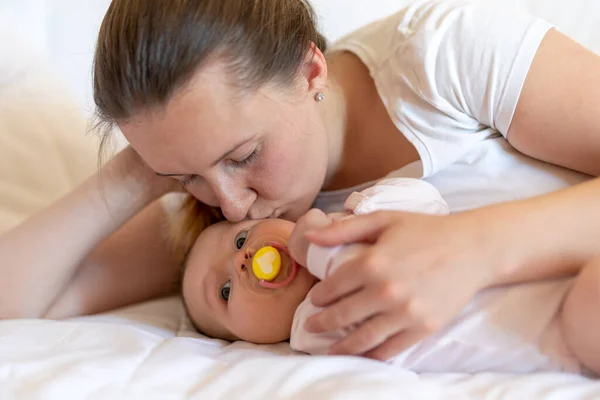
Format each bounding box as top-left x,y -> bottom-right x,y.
234,230 -> 248,250
220,281 -> 231,302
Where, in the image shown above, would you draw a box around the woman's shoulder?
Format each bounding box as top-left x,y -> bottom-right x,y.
329,0 -> 553,177
328,0 -> 546,72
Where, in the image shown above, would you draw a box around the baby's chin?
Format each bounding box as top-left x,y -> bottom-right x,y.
253,268 -> 317,344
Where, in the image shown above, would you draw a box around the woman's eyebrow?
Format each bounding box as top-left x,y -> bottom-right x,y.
156,172 -> 186,177
155,136 -> 256,177
209,136 -> 255,167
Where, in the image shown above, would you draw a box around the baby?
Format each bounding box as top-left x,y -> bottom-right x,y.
179,178 -> 596,376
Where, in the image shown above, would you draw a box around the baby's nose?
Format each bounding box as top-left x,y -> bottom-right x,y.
236,250 -> 254,274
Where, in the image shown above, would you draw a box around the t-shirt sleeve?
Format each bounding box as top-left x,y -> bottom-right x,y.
404,0 -> 553,137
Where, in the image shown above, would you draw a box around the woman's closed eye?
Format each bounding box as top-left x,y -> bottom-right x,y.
180,174 -> 202,187
180,147 -> 260,188
229,148 -> 260,169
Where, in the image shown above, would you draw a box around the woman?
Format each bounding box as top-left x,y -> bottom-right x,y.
2,0 -> 599,367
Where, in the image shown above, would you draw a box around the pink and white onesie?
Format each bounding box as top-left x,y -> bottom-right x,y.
290,178 -> 583,375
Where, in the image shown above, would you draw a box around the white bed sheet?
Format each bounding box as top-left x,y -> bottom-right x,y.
2,1 -> 600,399
1,297 -> 598,400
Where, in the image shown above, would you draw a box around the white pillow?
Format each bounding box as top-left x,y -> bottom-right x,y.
0,24 -> 99,233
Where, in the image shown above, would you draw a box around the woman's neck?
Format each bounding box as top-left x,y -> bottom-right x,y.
321,51 -> 420,191
317,62 -> 347,190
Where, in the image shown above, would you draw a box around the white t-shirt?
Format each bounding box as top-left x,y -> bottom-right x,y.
313,0 -> 591,214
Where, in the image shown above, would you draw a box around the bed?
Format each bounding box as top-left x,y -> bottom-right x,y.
1,1 -> 600,399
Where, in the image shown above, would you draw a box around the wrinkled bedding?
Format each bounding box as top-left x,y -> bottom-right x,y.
2,1 -> 600,399
2,298 -> 598,399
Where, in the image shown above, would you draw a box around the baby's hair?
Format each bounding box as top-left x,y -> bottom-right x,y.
168,195 -> 227,339
170,196 -> 225,254
169,195 -> 225,290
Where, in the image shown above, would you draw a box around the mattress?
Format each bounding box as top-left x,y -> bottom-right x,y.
1,297 -> 598,399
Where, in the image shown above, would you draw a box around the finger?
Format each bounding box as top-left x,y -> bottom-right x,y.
305,211 -> 395,246
328,313 -> 410,356
363,328 -> 426,361
305,285 -> 388,333
298,208 -> 331,228
309,249 -> 371,307
326,212 -> 346,221
286,230 -> 309,266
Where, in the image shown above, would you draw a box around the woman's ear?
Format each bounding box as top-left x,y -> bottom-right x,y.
300,42 -> 329,96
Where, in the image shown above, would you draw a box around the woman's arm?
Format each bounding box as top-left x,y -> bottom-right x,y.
490,28 -> 600,282
470,177 -> 600,286
508,29 -> 600,177
0,147 -> 180,319
43,199 -> 181,319
294,26 -> 600,362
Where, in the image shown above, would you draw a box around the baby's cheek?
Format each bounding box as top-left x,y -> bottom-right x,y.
228,270 -> 316,344
285,270 -> 317,309
229,295 -> 293,343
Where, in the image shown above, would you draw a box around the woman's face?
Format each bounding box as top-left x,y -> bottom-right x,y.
120,61 -> 330,222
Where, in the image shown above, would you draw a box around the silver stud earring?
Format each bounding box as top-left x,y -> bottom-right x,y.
315,92 -> 325,102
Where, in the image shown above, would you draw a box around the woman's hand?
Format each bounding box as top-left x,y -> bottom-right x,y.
303,209 -> 504,360
105,146 -> 182,201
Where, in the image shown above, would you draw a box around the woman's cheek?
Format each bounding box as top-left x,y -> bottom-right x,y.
259,151 -> 296,194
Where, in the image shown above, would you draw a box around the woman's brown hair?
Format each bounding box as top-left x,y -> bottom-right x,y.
94,0 -> 326,271
93,0 -> 327,140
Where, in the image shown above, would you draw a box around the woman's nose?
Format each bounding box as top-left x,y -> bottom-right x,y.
216,189 -> 256,223
186,182 -> 220,208
192,174 -> 255,222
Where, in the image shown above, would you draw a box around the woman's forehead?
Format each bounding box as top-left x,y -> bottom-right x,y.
121,75 -> 263,171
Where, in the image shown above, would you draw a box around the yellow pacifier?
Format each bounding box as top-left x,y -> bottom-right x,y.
252,246 -> 282,282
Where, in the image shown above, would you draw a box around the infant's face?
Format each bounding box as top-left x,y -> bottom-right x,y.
182,218 -> 318,344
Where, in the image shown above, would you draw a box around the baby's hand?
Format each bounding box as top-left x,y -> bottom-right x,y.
288,209 -> 333,267
327,212 -> 348,221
